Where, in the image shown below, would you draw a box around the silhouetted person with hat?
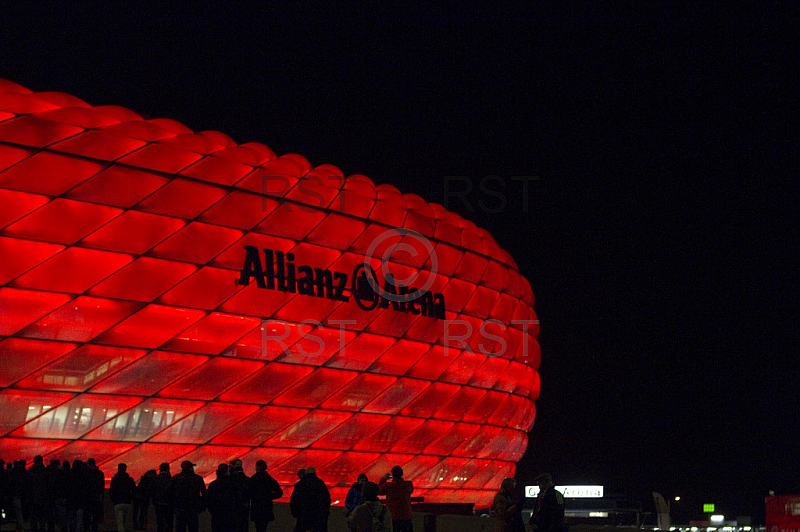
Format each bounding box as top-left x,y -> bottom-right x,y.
171,461 -> 206,532
529,473 -> 565,532
290,466 -> 330,532
152,463 -> 173,532
110,463 -> 136,532
249,459 -> 283,532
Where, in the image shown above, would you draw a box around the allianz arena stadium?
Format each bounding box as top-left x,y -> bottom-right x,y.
0,79 -> 540,506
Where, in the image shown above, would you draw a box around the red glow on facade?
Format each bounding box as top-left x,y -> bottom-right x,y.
0,79 -> 539,507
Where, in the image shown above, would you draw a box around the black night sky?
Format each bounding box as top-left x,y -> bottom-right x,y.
2,2 -> 797,521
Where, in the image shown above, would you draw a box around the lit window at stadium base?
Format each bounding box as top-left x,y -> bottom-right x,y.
0,79 -> 539,507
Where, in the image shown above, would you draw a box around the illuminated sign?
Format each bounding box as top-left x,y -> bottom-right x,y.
238,246 -> 446,319
704,504 -> 716,513
526,485 -> 604,498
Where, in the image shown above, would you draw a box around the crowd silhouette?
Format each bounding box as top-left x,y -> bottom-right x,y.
0,456 -> 404,532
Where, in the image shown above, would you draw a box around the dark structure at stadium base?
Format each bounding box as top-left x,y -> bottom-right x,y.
0,80 -> 540,507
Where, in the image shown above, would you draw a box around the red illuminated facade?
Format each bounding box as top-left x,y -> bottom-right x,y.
0,80 -> 540,506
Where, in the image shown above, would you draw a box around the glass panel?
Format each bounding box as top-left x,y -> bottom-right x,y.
456,425 -> 503,458
95,305 -> 206,349
50,130 -> 146,161
424,423 -> 482,456
263,410 -> 351,448
119,144 -> 203,176
20,296 -> 143,342
323,332 -> 394,372
0,236 -> 64,285
310,413 -> 391,450
394,455 -> 442,484
362,378 -> 429,415
88,257 -> 198,303
218,363 -> 312,404
150,402 -> 260,443
255,203 -> 326,240
10,394 -> 142,439
462,459 -> 502,489
135,177 -> 226,219
462,391 -> 507,425
0,288 -> 72,336
0,188 -> 49,229
3,198 -> 122,245
158,268 -> 245,313
304,213 -> 366,251
488,395 -> 521,427
66,166 -> 169,208
270,368 -> 358,408
272,295 -> 342,328
390,420 -> 455,454
351,417 -> 424,452
467,357 -> 511,389
415,457 -> 469,489
0,337 -> 77,386
280,324 -> 354,367
198,190 -> 272,230
477,428 -> 520,460
509,398 -> 536,431
399,382 -> 460,419
0,151 -> 101,195
157,357 -> 264,400
12,247 -> 133,294
438,350 -> 486,386
316,451 -> 381,487
80,210 -> 186,255
15,344 -> 147,392
0,437 -> 69,461
432,387 -> 487,421
149,222 -> 242,264
368,339 -> 433,377
0,389 -> 74,434
90,352 -> 208,396
440,278 -> 475,314
180,156 -> 251,186
210,232 -> 294,271
444,459 -> 493,489
84,398 -> 204,441
211,406 -> 308,446
404,345 -> 455,381
222,320 -> 299,360
161,311 -> 261,354
319,373 -> 396,412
